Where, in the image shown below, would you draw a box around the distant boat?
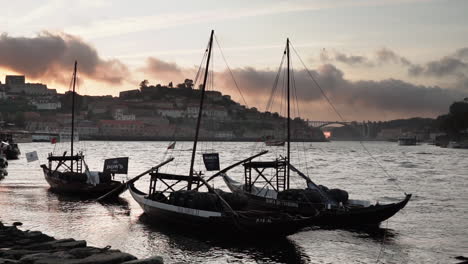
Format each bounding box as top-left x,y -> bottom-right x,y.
398,136 -> 417,146
447,141 -> 468,149
265,139 -> 285,146
40,61 -> 125,198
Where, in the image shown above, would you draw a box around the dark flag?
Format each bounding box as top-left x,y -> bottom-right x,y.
202,153 -> 220,171
103,157 -> 129,174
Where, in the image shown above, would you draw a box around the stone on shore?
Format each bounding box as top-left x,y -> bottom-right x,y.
0,221 -> 162,264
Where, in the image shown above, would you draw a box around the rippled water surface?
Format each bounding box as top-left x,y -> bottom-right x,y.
0,141 -> 467,263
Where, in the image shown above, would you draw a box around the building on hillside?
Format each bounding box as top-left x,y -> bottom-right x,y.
376,128 -> 402,141
31,99 -> 62,110
88,101 -> 113,114
98,120 -> 145,136
25,120 -> 61,132
76,121 -> 99,137
156,107 -> 185,118
205,106 -> 228,120
0,86 -> 6,99
137,116 -> 170,126
113,109 -> 136,121
4,75 -> 57,96
119,89 -> 140,99
206,91 -> 223,101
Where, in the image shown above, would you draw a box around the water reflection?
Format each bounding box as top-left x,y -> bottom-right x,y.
138,214 -> 310,263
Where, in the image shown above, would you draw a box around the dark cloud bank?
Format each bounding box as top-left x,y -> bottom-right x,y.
142,57 -> 466,120
0,32 -> 129,85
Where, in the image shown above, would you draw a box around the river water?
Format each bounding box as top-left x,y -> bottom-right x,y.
0,141 -> 466,263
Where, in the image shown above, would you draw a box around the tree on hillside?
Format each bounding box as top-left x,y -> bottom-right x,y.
437,100 -> 468,136
139,80 -> 149,89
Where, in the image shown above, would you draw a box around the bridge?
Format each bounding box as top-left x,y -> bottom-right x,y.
307,120 -> 353,128
307,121 -> 375,139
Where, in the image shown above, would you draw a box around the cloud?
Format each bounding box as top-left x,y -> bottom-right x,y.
334,52 -> 374,67
140,57 -> 466,119
139,57 -> 197,84
408,48 -> 468,78
375,48 -> 412,66
0,32 -> 129,85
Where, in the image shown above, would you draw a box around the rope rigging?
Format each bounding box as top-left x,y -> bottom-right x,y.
289,41 -> 407,195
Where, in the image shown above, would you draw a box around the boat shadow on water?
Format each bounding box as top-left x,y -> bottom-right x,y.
137,214 -> 311,264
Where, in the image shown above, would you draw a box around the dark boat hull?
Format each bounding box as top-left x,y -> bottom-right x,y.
129,184 -> 312,237
4,145 -> 20,160
223,175 -> 411,227
41,165 -> 124,197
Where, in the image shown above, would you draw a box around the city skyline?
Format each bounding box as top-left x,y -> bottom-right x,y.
1,0 -> 467,121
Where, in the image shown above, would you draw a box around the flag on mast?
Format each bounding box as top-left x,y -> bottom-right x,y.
26,151 -> 39,162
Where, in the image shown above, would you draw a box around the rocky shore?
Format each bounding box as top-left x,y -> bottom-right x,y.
0,221 -> 163,264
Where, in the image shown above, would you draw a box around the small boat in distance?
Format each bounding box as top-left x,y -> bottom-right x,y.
398,136 -> 417,146
265,139 -> 285,146
40,61 -> 125,198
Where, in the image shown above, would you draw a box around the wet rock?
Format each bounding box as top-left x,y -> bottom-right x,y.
0,221 -> 161,264
22,239 -> 85,250
122,256 -> 164,264
0,258 -> 19,264
66,251 -> 137,264
67,247 -> 103,258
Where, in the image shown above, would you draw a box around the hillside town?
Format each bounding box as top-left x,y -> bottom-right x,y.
0,75 -> 325,141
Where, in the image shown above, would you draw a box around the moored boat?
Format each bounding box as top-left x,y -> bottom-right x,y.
221,38 -> 411,227
40,61 -> 126,198
129,30 -> 313,237
398,136 -> 417,146
0,133 -> 20,160
0,154 -> 7,178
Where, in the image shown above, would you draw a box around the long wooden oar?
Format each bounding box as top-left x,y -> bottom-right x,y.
96,157 -> 174,202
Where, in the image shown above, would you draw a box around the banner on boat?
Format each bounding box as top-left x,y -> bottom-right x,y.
103,157 -> 129,174
202,153 -> 220,171
25,151 -> 39,162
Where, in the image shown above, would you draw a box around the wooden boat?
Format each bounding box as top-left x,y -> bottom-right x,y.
221,39 -> 411,227
0,134 -> 20,160
398,136 -> 417,146
129,30 -> 312,237
265,139 -> 285,146
40,61 -> 125,198
0,154 -> 7,178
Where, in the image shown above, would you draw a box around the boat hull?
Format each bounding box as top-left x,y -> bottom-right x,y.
129,184 -> 312,237
223,174 -> 411,227
41,165 -> 124,197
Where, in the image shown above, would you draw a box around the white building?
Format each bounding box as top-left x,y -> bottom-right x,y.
31,100 -> 62,110
156,107 -> 185,118
113,109 -> 136,121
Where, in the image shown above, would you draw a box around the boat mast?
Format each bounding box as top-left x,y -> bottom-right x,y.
70,60 -> 77,172
286,38 -> 290,189
188,30 -> 214,190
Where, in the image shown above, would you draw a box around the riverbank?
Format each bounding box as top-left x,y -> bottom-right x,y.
0,221 -> 163,264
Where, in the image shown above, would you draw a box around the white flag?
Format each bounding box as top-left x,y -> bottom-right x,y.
26,151 -> 39,162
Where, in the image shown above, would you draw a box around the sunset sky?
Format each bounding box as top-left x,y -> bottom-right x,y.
1,0 -> 467,120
